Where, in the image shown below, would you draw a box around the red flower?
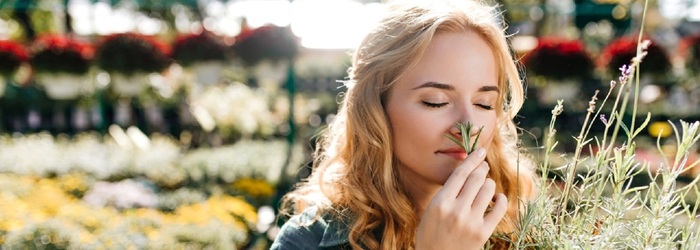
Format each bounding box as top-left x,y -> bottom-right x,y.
599,36 -> 670,76
231,25 -> 299,66
0,40 -> 29,76
522,37 -> 593,80
95,33 -> 172,75
30,34 -> 94,74
172,31 -> 228,67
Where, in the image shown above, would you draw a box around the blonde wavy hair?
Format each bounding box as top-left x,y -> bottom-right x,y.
280,0 -> 536,249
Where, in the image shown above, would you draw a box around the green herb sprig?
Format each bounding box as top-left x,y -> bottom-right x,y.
444,122 -> 483,154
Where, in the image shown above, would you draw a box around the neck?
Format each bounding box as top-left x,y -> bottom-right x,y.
398,167 -> 442,220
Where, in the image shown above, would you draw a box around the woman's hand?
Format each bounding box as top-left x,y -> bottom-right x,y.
415,148 -> 508,250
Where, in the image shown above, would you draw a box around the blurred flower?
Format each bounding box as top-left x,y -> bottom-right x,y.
599,36 -> 670,76
0,172 -> 257,248
678,34 -> 700,75
649,121 -> 673,139
95,33 -> 172,75
157,188 -> 207,211
523,37 -> 593,80
191,82 -> 277,138
231,25 -> 299,66
0,39 -> 28,77
171,31 -> 228,67
171,195 -> 257,231
83,179 -> 158,209
2,220 -> 83,249
29,35 -> 93,75
232,178 -> 275,199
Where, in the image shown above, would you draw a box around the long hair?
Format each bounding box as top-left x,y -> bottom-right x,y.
280,0 -> 536,249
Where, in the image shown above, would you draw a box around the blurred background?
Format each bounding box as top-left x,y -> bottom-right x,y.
0,0 -> 698,248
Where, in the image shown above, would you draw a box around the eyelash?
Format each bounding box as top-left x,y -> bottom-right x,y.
422,101 -> 447,108
422,101 -> 493,110
477,104 -> 493,110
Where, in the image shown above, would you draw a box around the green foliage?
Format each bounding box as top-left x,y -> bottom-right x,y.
445,122 -> 483,154
506,9 -> 700,247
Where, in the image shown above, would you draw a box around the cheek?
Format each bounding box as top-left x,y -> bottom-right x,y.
479,116 -> 499,149
387,103 -> 443,161
388,107 -> 422,142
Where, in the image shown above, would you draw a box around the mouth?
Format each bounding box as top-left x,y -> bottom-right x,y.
436,148 -> 468,161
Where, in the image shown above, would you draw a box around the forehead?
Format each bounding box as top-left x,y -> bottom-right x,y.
398,31 -> 498,90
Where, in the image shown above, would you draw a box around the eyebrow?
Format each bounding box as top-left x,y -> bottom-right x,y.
412,81 -> 500,94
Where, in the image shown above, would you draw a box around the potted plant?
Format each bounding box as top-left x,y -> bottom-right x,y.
171,31 -> 228,86
95,33 -> 172,97
522,37 -> 593,104
0,40 -> 29,97
30,35 -> 94,100
599,36 -> 671,84
231,24 -> 299,90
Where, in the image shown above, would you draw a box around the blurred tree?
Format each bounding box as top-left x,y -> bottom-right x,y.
12,0 -> 34,40
574,0 -> 631,35
63,0 -> 71,34
497,0 -> 547,36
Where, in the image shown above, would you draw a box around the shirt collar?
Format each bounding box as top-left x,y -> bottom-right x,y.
319,213 -> 351,247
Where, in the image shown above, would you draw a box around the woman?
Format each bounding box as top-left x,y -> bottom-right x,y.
272,0 -> 536,249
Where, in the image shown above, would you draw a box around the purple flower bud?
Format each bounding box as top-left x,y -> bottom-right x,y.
619,64 -> 631,76
600,114 -> 608,125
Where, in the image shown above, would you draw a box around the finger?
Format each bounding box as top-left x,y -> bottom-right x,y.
483,193 -> 508,230
438,148 -> 488,199
456,162 -> 489,204
470,178 -> 496,213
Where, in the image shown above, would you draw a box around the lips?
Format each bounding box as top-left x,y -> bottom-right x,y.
436,147 -> 468,161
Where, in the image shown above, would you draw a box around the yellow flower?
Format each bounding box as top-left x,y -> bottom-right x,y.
649,121 -> 673,139
232,178 -> 275,198
171,195 -> 257,230
57,172 -> 90,195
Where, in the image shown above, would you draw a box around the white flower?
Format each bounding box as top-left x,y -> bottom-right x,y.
83,179 -> 158,209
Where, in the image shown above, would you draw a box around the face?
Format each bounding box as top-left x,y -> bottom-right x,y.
385,31 -> 499,188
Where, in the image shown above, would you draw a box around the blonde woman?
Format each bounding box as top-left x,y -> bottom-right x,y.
272,0 -> 536,249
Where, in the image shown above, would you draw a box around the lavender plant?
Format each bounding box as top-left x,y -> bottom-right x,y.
506,0 -> 700,248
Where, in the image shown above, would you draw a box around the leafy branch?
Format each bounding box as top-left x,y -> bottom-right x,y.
444,122 -> 484,154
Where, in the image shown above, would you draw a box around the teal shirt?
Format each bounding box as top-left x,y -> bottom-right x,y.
271,207 -> 352,250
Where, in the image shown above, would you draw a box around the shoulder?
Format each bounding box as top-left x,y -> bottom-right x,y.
270,207 -> 351,250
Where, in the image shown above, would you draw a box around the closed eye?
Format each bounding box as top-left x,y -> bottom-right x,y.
476,104 -> 493,110
422,101 -> 448,108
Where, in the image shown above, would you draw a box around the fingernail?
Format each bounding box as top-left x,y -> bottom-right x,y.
477,148 -> 486,157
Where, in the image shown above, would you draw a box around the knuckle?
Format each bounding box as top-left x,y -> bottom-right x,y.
481,162 -> 490,172
483,178 -> 496,189
452,166 -> 469,178
474,164 -> 489,178
469,154 -> 484,165
433,202 -> 452,216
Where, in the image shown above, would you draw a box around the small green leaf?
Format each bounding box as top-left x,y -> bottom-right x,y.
632,112 -> 651,138
445,122 -> 484,154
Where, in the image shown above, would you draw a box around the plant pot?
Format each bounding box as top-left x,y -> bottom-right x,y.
538,79 -> 581,105
111,73 -> 150,97
36,73 -> 88,100
193,61 -> 225,86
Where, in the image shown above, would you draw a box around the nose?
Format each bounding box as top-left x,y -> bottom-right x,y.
448,121 -> 480,138
448,108 -> 479,138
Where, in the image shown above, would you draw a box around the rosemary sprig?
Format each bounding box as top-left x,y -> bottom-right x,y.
444,122 -> 484,154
